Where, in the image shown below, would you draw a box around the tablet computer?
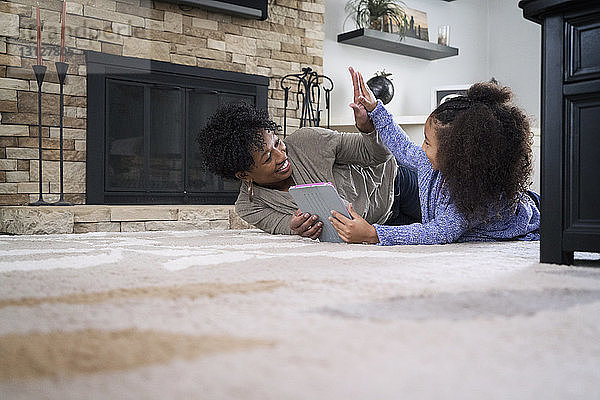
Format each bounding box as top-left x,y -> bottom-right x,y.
289,182 -> 351,243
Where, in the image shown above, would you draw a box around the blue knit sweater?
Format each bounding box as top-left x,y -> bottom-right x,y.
369,101 -> 540,245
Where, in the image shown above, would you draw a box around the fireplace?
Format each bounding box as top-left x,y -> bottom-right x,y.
86,52 -> 269,205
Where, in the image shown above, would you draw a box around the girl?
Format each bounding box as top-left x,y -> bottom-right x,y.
330,68 -> 540,245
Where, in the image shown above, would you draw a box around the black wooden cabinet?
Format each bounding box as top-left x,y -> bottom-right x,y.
519,0 -> 600,264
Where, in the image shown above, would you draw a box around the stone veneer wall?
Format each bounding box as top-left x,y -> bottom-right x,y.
0,0 -> 324,205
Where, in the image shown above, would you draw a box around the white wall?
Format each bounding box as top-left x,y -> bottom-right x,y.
486,0 -> 542,193
324,0 -> 490,124
323,0 -> 542,191
487,0 -> 541,124
324,0 -> 540,121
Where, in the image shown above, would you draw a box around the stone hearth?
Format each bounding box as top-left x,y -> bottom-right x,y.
0,205 -> 252,235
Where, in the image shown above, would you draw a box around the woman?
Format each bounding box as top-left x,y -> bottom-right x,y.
196,70 -> 421,240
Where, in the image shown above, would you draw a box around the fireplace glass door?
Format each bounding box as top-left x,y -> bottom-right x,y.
106,81 -> 187,194
87,52 -> 269,205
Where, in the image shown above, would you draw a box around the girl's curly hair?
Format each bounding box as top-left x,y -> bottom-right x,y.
431,81 -> 533,220
196,102 -> 279,180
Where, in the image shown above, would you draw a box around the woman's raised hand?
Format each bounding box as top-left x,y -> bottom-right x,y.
354,67 -> 378,112
348,67 -> 375,133
349,67 -> 379,130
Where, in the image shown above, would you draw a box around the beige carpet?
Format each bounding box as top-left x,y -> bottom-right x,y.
1,229 -> 599,399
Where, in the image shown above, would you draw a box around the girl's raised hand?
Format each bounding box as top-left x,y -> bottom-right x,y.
329,203 -> 379,244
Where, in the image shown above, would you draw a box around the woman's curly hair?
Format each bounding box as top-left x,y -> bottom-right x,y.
431,81 -> 533,220
196,102 -> 279,180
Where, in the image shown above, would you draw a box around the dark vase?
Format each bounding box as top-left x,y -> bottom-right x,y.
367,74 -> 394,104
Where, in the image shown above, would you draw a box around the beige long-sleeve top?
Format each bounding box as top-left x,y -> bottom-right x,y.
234,126 -> 398,235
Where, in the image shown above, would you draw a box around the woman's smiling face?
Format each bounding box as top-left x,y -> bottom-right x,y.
242,129 -> 293,187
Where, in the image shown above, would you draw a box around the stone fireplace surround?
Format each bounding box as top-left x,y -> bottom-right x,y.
0,0 -> 324,233
0,0 -> 324,205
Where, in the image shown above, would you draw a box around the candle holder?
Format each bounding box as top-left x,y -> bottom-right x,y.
52,61 -> 72,206
29,64 -> 50,206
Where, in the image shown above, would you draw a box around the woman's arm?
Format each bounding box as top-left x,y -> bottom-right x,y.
234,193 -> 294,235
335,129 -> 393,166
235,192 -> 323,238
286,126 -> 392,168
235,201 -> 293,235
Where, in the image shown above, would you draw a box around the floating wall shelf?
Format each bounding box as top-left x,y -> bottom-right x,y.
331,115 -> 428,133
337,28 -> 459,61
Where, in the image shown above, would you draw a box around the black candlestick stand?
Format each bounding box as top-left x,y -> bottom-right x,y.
29,65 -> 49,206
53,61 -> 72,206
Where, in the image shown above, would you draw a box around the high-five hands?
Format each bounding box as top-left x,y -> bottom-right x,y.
290,209 -> 323,240
349,66 -> 378,133
329,203 -> 379,244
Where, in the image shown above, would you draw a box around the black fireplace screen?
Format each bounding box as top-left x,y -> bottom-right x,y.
86,52 -> 268,204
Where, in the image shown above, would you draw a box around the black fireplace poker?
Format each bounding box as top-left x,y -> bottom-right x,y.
29,64 -> 49,206
53,61 -> 72,206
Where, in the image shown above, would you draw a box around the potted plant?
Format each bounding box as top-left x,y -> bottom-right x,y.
345,0 -> 408,36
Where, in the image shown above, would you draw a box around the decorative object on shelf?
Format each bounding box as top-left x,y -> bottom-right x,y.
437,25 -> 450,46
344,0 -> 408,36
404,6 -> 429,41
279,67 -> 334,138
367,70 -> 394,104
431,85 -> 470,110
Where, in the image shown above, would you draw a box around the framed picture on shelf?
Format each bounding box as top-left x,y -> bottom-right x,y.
431,85 -> 470,110
405,7 -> 429,41
385,6 -> 429,40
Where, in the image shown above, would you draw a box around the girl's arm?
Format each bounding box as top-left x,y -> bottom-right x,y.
369,101 -> 429,170
373,206 -> 469,245
330,200 -> 469,245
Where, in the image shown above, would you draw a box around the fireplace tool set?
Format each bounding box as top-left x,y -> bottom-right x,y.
280,67 -> 334,138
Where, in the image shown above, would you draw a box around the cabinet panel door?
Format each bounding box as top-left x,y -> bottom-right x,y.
565,12 -> 600,82
565,91 -> 600,233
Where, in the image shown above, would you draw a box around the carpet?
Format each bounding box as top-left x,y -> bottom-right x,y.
1,229 -> 599,399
